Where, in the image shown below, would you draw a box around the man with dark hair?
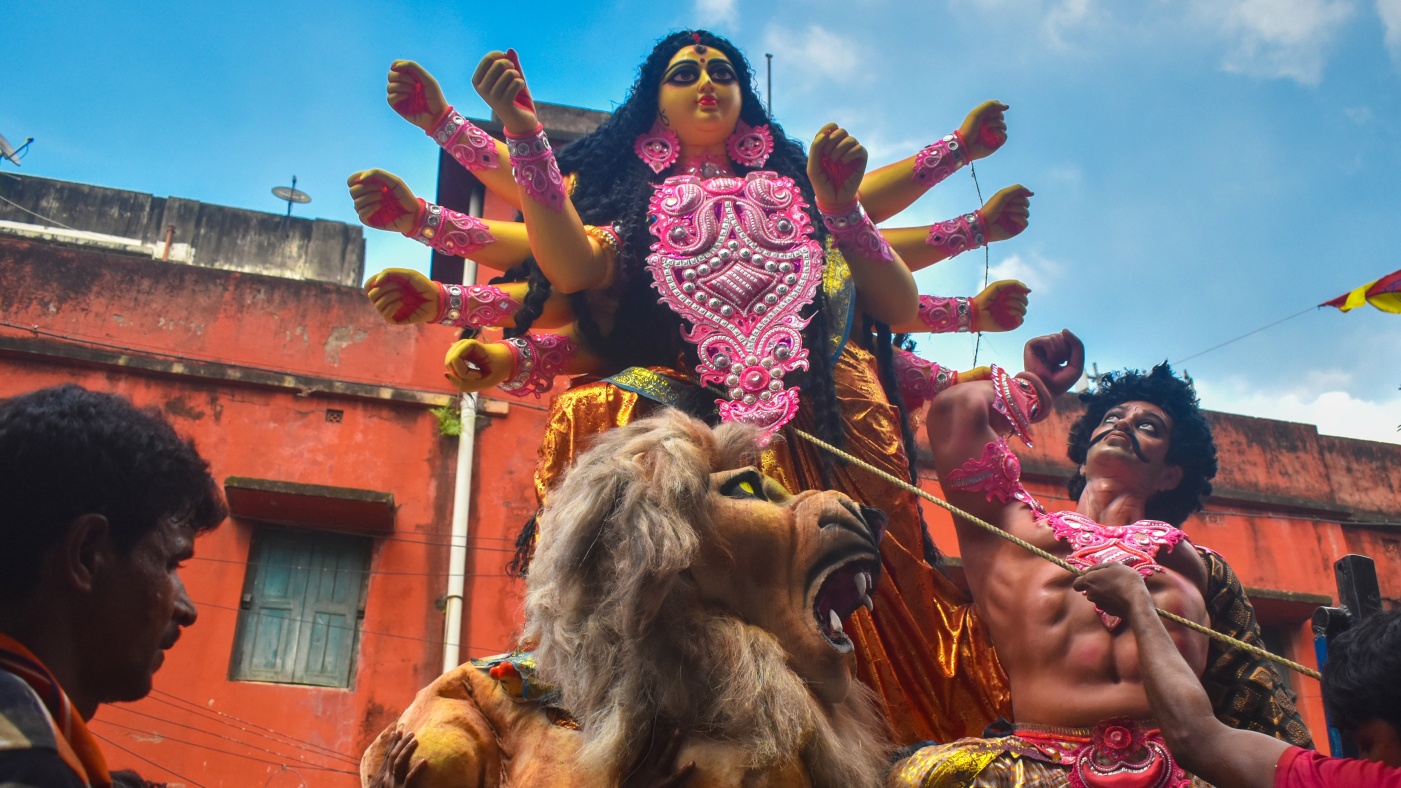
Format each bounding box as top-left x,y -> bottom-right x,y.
0,384 -> 226,788
893,331 -> 1308,786
1077,561 -> 1401,787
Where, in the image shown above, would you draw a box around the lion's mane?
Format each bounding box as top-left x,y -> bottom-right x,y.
522,410 -> 888,786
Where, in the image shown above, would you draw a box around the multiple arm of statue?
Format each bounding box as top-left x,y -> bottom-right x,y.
350,54 -> 1043,397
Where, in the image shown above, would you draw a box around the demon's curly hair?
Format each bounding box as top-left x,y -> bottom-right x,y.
1065,363 -> 1218,526
502,30 -> 847,455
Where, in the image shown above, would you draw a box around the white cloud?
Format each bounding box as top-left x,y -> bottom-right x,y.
988,252 -> 1064,295
694,0 -> 737,27
954,0 -> 1104,52
1195,376 -> 1401,445
1193,0 -> 1356,84
1344,105 -> 1374,124
1378,0 -> 1401,63
761,25 -> 868,93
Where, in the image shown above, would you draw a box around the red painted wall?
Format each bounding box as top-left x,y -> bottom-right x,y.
0,236 -> 529,787
5,185 -> 1399,785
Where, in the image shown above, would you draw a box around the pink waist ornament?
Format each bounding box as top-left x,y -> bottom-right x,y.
647,172 -> 825,445
1015,719 -> 1191,788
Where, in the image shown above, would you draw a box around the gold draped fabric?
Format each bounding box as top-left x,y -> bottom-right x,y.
534,344 -> 1012,745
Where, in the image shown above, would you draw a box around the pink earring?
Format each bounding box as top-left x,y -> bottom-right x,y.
634,119 -> 680,174
726,121 -> 774,169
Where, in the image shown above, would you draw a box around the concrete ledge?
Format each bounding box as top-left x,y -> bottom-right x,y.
0,334 -> 455,408
225,477 -> 396,533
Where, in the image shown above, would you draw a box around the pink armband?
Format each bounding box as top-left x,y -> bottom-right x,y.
434,283 -> 521,329
941,437 -> 1043,513
925,210 -> 987,259
892,349 -> 958,412
411,201 -> 497,257
498,333 -> 575,398
429,107 -> 502,172
911,131 -> 969,187
918,295 -> 975,334
820,201 -> 893,263
504,125 -> 566,212
989,364 -> 1049,447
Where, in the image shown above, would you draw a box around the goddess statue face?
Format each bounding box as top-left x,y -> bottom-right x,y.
656,45 -> 742,147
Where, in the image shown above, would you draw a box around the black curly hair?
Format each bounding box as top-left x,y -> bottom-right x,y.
1065,363 -> 1217,526
502,30 -> 847,452
0,384 -> 226,600
1321,608 -> 1401,736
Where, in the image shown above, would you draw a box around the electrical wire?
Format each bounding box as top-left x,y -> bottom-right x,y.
192,598 -> 510,653
191,553 -> 517,577
92,730 -> 207,788
106,704 -> 360,768
0,193 -> 78,230
93,718 -> 359,775
969,161 -> 990,366
148,690 -> 364,765
1171,305 -> 1319,365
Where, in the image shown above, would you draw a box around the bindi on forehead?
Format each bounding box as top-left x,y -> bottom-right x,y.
670,46 -> 730,68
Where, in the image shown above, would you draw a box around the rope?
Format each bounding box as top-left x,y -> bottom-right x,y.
789,428 -> 1323,681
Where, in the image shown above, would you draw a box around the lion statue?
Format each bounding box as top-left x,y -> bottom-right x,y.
361,409 -> 892,787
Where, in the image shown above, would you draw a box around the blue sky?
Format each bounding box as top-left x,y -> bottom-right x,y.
5,0 -> 1399,443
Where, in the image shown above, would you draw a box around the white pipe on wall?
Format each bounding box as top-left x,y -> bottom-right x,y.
442,185 -> 484,673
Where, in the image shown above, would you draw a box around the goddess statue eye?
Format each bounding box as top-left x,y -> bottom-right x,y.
708,62 -> 737,83
666,64 -> 701,84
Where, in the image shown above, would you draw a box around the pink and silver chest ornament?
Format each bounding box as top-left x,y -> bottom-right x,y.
647,172 -> 824,445
1042,510 -> 1190,629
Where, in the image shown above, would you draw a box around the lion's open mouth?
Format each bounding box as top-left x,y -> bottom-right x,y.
810,557 -> 879,654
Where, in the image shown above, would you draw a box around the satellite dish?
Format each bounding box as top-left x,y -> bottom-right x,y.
272,175 -> 312,216
0,133 -> 34,166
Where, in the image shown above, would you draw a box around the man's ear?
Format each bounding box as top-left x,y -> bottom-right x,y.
59,514 -> 113,593
1157,464 -> 1184,493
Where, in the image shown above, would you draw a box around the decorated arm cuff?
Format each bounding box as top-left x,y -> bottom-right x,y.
429,106 -> 502,172
941,436 -> 1044,513
925,210 -> 988,260
498,333 -> 576,398
911,131 -> 969,187
988,364 -> 1050,447
917,295 -> 976,334
410,200 -> 497,257
820,201 -> 894,263
892,348 -> 958,412
433,283 -> 521,329
504,124 -> 566,212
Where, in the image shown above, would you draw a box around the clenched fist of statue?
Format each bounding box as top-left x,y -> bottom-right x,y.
959,100 -> 1009,161
981,184 -> 1032,244
348,169 -> 420,235
973,280 -> 1030,333
808,123 -> 868,211
364,268 -> 440,324
444,338 -> 513,393
386,60 -> 449,131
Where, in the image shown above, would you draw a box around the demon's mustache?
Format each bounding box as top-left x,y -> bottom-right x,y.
1090,426 -> 1149,462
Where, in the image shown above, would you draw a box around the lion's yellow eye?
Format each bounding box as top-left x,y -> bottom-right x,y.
721,470 -> 768,501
